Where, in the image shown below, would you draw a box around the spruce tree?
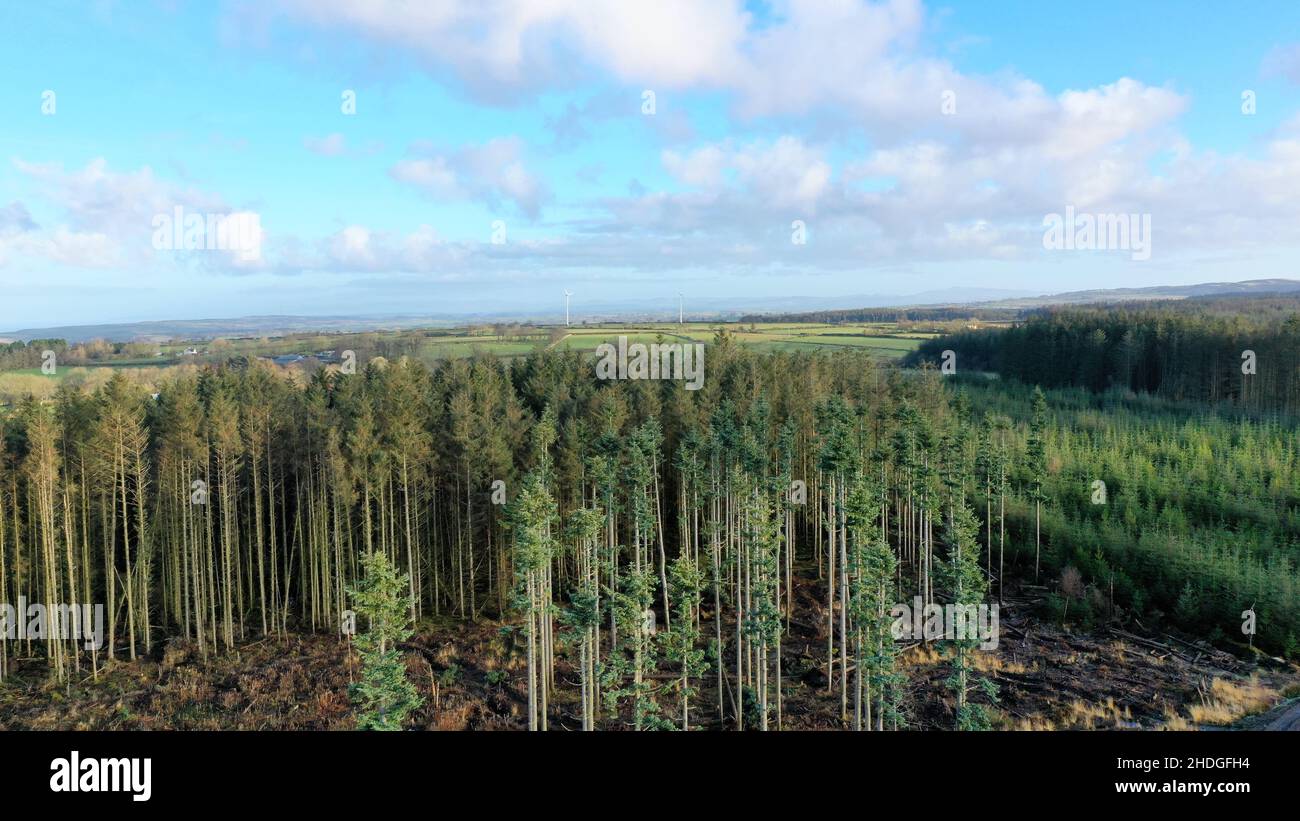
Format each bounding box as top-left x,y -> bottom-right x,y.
506,472 -> 557,731
939,502 -> 998,730
1026,387 -> 1048,581
562,505 -> 604,730
846,473 -> 903,730
660,553 -> 708,729
347,550 -> 423,730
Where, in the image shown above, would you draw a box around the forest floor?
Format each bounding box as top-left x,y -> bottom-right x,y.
2,567 -> 1297,730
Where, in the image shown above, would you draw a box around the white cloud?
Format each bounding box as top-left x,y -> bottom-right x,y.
0,202 -> 37,235
265,0 -> 1145,153
275,0 -> 749,98
6,158 -> 264,272
1048,78 -> 1186,160
390,137 -> 548,218
0,224 -> 119,270
1263,42 -> 1300,84
664,138 -> 831,209
732,138 -> 832,210
304,133 -> 347,156
662,145 -> 728,188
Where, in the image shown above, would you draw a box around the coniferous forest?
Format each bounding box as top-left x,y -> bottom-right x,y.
916,297 -> 1300,408
2,318 -> 1297,731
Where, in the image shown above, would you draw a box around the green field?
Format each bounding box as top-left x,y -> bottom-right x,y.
549,323 -> 924,358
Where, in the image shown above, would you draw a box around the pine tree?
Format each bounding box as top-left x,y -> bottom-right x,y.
816,396 -> 854,718
23,403 -> 67,681
660,553 -> 708,729
347,550 -> 423,731
563,505 -> 604,730
603,563 -> 672,730
504,467 -> 556,732
846,473 -> 903,730
1026,387 -> 1048,581
939,502 -> 998,730
741,492 -> 783,730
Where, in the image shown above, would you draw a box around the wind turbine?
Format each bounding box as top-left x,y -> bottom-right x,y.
678,292 -> 684,326
564,289 -> 573,327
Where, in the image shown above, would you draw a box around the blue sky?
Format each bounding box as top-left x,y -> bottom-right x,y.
3,0 -> 1300,328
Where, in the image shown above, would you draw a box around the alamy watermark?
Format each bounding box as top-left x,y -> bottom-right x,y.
152,206 -> 262,262
50,751 -> 151,802
595,335 -> 704,390
1,597 -> 106,650
1043,206 -> 1151,261
890,596 -> 999,651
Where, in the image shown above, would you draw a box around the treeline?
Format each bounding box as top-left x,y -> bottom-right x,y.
0,340 -> 70,370
913,304 -> 1300,411
0,331 -> 437,373
0,338 -> 181,371
737,306 -> 1020,324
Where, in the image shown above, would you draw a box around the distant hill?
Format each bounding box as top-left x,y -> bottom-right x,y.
0,315 -> 466,344
742,278 -> 1300,324
3,279 -> 1296,343
0,288 -> 1034,343
978,278 -> 1300,309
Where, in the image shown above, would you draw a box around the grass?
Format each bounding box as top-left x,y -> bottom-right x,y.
568,323 -> 923,352
416,340 -> 540,360
1009,698 -> 1135,731
0,364 -> 175,404
0,370 -> 65,402
6,367 -> 65,379
1185,676 -> 1280,726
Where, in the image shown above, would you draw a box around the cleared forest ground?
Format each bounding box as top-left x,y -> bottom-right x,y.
3,570 -> 1295,731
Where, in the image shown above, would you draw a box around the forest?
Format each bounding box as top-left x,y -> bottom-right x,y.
913,297 -> 1300,410
1,324 -> 1296,731
737,306 -> 1019,325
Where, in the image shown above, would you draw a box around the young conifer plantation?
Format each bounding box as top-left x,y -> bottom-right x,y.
0,326 -> 1296,730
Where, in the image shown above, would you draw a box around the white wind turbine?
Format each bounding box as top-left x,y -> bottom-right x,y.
678,292 -> 684,326
564,289 -> 573,326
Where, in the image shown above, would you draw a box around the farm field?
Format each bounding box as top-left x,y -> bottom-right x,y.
522,322 -> 928,358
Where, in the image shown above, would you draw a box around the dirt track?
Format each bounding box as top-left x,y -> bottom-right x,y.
1263,699 -> 1300,730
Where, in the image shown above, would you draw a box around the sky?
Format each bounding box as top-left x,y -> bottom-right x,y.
3,0 -> 1300,329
